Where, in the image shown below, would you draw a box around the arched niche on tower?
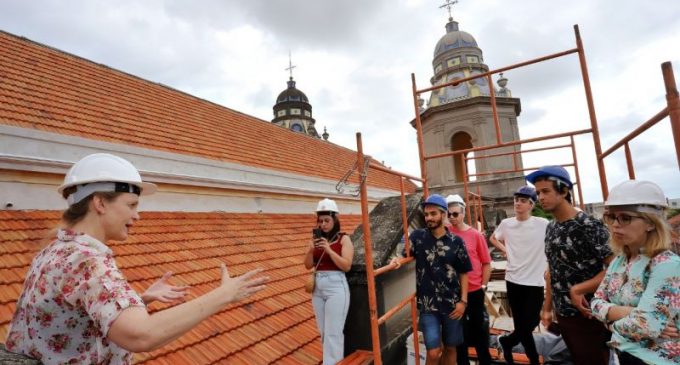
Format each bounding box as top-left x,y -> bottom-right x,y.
451,131 -> 473,182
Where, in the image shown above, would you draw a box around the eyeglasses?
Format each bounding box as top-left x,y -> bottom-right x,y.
602,213 -> 644,226
448,211 -> 461,218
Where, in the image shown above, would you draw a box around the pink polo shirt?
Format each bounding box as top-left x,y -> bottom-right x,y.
450,226 -> 491,292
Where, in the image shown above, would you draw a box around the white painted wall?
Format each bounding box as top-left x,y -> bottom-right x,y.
0,126 -> 396,213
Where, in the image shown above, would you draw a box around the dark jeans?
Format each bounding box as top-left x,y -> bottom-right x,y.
501,281 -> 544,365
617,350 -> 647,365
557,313 -> 611,365
456,289 -> 492,365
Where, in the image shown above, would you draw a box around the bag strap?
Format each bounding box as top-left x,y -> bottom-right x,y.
313,250 -> 326,272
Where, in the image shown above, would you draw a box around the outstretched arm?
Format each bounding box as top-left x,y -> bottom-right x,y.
108,264 -> 268,352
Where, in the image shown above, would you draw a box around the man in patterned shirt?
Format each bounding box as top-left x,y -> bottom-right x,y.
527,166 -> 614,365
391,194 -> 472,365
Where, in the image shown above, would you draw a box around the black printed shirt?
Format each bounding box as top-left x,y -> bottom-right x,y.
545,211 -> 612,317
404,228 -> 472,314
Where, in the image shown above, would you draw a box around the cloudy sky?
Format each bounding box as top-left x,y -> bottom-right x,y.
2,0 -> 679,203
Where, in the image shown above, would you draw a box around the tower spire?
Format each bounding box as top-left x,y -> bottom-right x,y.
439,0 -> 458,21
285,51 -> 296,81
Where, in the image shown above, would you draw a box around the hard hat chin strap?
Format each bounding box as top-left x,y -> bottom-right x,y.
67,182 -> 140,206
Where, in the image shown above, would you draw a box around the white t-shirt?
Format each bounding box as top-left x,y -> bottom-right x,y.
494,216 -> 549,287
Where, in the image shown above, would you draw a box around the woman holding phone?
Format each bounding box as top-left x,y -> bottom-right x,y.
303,198 -> 354,365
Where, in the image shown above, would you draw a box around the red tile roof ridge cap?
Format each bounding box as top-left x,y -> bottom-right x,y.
140,299 -> 314,363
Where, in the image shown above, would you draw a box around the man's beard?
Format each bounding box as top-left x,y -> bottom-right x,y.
426,217 -> 443,230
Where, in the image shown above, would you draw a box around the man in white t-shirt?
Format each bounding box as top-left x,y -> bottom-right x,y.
490,186 -> 548,365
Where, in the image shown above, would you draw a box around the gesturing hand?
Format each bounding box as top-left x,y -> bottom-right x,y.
220,264 -> 269,303
142,271 -> 190,305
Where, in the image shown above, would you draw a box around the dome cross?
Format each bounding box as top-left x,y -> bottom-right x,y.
439,0 -> 459,21
285,51 -> 296,80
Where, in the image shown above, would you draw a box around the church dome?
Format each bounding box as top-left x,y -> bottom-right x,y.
276,79 -> 309,104
433,20 -> 478,58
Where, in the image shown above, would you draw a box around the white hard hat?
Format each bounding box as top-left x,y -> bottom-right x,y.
58,153 -> 157,205
445,194 -> 466,208
316,198 -> 339,214
605,180 -> 667,210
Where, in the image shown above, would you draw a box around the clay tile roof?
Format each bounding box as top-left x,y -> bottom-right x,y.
0,210 -> 364,364
0,31 -> 415,193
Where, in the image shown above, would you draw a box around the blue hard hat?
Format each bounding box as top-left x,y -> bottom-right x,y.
422,194 -> 448,212
514,186 -> 537,203
526,165 -> 573,189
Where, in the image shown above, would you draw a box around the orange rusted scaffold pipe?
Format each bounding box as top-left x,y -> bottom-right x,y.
425,128 -> 592,160
468,163 -> 575,178
412,73 -> 429,197
662,62 -> 680,169
370,162 -> 425,183
570,136 -> 585,210
488,74 -> 502,145
477,186 -> 485,232
467,143 -> 572,160
417,48 -> 578,94
624,143 -> 636,180
378,293 -> 416,325
356,132 -> 382,365
410,297 -> 421,365
601,107 -> 668,159
575,24 -> 608,200
460,153 -> 470,224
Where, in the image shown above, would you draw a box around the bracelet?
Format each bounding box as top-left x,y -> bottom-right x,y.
459,300 -> 468,307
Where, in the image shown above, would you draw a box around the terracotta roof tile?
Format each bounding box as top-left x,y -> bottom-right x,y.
0,210 -> 362,364
0,31 -> 416,193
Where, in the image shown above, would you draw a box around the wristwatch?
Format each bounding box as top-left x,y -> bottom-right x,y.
459,300 -> 468,307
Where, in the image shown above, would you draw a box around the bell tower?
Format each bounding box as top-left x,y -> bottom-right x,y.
272,53 -> 326,139
418,2 -> 526,199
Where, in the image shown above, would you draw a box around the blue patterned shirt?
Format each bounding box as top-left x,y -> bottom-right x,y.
404,228 -> 472,314
545,211 -> 612,317
591,251 -> 680,365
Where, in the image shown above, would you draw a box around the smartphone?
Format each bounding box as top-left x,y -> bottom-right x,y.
312,228 -> 323,240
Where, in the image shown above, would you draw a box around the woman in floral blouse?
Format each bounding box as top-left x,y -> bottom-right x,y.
6,153 -> 268,364
591,180 -> 679,365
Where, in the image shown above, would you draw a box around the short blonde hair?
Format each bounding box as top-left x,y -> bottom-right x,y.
608,212 -> 672,258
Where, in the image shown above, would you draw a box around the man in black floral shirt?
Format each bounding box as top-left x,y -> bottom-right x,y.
527,166 -> 614,365
391,194 -> 472,365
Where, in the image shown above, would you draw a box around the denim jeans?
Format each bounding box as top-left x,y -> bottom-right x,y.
419,311 -> 464,349
312,271 -> 350,365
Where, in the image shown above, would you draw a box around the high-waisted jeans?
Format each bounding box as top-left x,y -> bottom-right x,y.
312,271 -> 350,365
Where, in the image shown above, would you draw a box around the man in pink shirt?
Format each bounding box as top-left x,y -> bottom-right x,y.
447,195 -> 492,365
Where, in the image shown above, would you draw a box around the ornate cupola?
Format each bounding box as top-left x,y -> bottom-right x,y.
272,54 -> 320,138
428,3 -> 494,107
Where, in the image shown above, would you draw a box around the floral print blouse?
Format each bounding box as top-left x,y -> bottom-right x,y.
6,229 -> 144,364
591,250 -> 680,365
544,211 -> 612,317
404,228 -> 472,314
